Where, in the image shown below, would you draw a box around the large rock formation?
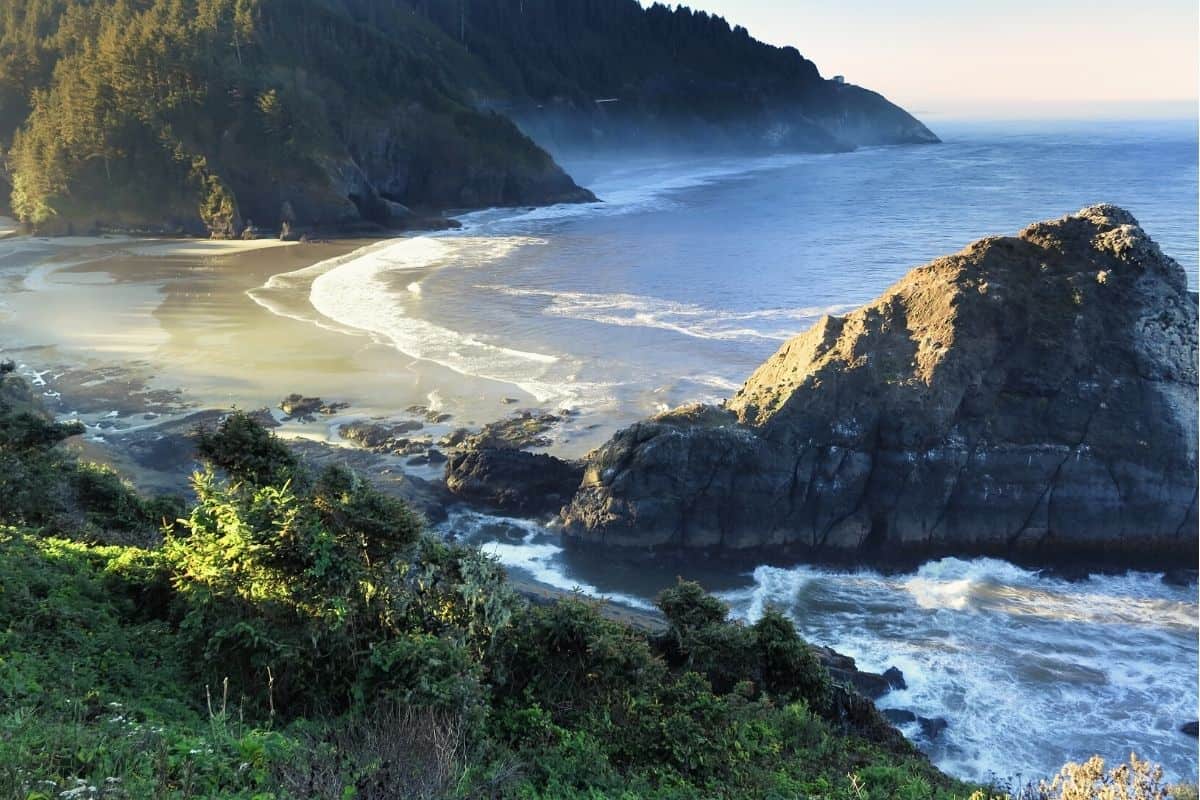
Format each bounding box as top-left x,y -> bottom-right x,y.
561,206 -> 1198,566
446,448 -> 583,517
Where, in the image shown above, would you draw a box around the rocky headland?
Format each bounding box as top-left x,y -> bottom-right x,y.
0,1 -> 935,238
559,205 -> 1198,567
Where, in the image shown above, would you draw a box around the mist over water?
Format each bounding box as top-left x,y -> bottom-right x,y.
262,119 -> 1199,782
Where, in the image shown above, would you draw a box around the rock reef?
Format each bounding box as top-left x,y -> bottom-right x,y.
561,205 -> 1198,566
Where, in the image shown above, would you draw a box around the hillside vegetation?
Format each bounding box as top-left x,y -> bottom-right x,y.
0,0 -> 934,236
0,0 -> 591,235
0,362 -> 1000,800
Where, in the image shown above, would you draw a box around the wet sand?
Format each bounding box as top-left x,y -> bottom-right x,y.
0,232 -> 596,463
0,232 -> 590,507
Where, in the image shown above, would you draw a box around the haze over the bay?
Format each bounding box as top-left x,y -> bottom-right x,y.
676,0 -> 1199,119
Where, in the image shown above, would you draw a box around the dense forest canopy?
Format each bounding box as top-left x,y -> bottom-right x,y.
0,0 -> 933,235
407,0 -> 821,105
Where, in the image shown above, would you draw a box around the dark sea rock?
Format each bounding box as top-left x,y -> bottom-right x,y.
279,393 -> 348,419
882,709 -> 917,726
1181,721 -> 1199,737
445,448 -> 583,517
1162,569 -> 1198,587
918,717 -> 949,741
882,666 -> 907,691
813,646 -> 905,700
464,410 -> 562,451
439,428 -> 471,448
339,419 -> 425,451
561,206 -> 1198,567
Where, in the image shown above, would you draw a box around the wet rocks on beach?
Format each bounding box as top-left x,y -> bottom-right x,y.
279,393 -> 349,420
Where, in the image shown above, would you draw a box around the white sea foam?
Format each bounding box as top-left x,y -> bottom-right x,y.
438,509 -> 655,611
246,239 -> 396,330
719,558 -> 1198,783
480,284 -> 852,342
247,153 -> 828,409
251,235 -> 619,406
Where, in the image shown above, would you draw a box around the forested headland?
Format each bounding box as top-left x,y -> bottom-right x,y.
0,0 -> 935,237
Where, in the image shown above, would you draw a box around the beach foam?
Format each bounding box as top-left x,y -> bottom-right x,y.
437,508 -> 656,611
481,285 -> 854,342
300,236 -> 616,405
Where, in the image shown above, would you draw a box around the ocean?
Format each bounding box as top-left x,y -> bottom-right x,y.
5,118 -> 1197,783
271,118 -> 1197,783
251,119 -> 1199,455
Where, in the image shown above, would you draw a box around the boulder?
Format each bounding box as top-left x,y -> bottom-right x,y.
445,448 -> 583,516
882,708 -> 917,726
465,410 -> 561,451
279,394 -> 348,419
562,206 -> 1198,567
812,646 -> 906,700
339,419 -> 425,451
918,717 -> 949,741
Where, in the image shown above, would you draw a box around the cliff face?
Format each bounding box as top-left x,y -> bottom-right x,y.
222,108 -> 595,234
511,82 -> 937,157
562,206 -> 1199,566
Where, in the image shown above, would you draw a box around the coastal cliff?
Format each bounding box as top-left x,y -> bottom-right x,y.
560,205 -> 1199,566
0,0 -> 934,236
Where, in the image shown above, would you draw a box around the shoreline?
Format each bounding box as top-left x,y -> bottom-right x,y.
3,225 -> 1196,785
5,228 -> 1194,580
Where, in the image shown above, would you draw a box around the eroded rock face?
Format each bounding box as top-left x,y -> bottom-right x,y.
446,448 -> 583,517
562,206 -> 1199,565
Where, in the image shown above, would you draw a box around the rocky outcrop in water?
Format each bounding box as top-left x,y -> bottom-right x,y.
446,448 -> 583,517
442,409 -> 582,515
561,206 -> 1199,566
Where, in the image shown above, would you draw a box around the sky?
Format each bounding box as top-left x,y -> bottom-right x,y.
675,0 -> 1199,119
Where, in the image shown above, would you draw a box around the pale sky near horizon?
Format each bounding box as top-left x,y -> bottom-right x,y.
673,1 -> 1199,119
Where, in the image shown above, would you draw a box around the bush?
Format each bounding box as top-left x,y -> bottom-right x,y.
655,579 -> 831,711
1019,753 -> 1175,800
355,633 -> 485,718
0,376 -> 177,544
193,410 -> 296,485
490,598 -> 665,725
752,610 -> 831,712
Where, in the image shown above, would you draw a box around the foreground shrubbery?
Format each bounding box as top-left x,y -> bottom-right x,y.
0,392 -> 1192,799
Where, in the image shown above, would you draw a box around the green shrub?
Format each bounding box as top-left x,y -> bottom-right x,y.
489,598 -> 665,726
355,633 -> 485,718
655,580 -> 831,711
752,610 -> 832,712
0,378 -> 176,544
193,410 -> 296,486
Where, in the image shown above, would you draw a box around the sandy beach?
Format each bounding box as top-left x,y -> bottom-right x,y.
0,230 -> 603,509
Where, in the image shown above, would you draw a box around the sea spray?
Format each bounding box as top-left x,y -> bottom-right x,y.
438,508 -> 655,611
719,558 -> 1198,783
